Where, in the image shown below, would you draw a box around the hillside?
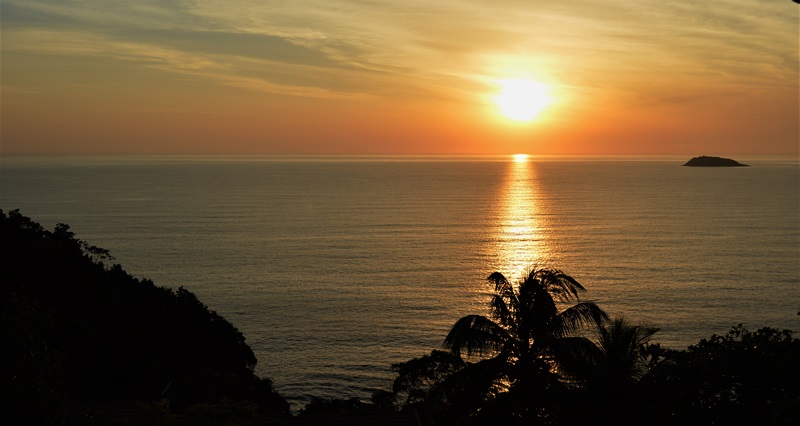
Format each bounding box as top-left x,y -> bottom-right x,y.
0,209 -> 289,424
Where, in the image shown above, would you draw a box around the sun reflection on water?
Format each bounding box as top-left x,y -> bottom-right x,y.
493,158 -> 550,277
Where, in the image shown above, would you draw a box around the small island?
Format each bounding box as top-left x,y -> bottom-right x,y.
683,156 -> 749,167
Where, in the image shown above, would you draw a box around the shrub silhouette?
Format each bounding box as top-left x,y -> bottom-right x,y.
642,325 -> 800,425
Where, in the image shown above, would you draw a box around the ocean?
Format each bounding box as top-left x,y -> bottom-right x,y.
1,155 -> 798,408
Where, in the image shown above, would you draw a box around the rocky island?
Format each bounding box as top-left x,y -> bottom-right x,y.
683,156 -> 749,167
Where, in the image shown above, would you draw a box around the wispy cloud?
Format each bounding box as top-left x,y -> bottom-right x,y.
1,0 -> 796,155
3,0 -> 795,100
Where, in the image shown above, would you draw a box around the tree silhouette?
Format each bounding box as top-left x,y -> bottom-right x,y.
559,317 -> 658,388
0,209 -> 289,423
642,325 -> 800,424
442,268 -> 608,420
556,317 -> 659,424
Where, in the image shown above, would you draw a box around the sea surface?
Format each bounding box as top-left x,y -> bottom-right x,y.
2,155 -> 799,408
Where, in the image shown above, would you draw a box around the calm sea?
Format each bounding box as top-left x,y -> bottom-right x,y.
2,155 -> 798,408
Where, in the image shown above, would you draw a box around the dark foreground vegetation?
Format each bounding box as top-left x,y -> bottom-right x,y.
310,273 -> 799,425
2,210 -> 798,425
1,210 -> 289,425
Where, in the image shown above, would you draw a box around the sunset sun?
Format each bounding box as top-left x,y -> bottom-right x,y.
494,79 -> 552,122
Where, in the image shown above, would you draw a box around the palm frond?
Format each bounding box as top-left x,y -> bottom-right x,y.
549,336 -> 603,383
490,294 -> 516,330
529,268 -> 587,302
519,278 -> 558,314
456,353 -> 512,393
487,272 -> 519,310
487,271 -> 510,289
549,301 -> 608,339
440,353 -> 511,419
598,318 -> 658,365
444,314 -> 510,358
588,318 -> 661,387
603,319 -> 657,345
518,281 -> 560,343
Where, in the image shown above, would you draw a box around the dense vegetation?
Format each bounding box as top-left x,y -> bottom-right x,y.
303,271 -> 800,425
0,210 -> 289,425
3,210 -> 798,425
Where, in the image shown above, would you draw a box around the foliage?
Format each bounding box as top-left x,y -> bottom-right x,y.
556,317 -> 661,425
642,324 -> 800,425
440,268 -> 608,423
389,350 -> 469,424
297,397 -> 377,416
388,269 -> 800,425
0,291 -> 68,424
168,398 -> 289,426
0,209 -> 289,423
6,209 -> 798,425
296,389 -> 400,417
391,350 -> 464,408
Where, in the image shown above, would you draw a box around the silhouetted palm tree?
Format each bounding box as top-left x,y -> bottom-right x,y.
557,317 -> 658,424
560,317 -> 657,387
442,268 -> 608,412
594,318 -> 658,387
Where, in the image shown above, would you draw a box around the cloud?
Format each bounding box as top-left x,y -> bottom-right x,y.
2,0 -> 796,108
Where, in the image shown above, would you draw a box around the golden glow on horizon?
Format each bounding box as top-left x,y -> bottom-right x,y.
495,79 -> 552,122
513,154 -> 529,163
0,1 -> 796,155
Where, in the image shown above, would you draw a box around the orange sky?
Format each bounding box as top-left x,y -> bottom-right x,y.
1,1 -> 798,155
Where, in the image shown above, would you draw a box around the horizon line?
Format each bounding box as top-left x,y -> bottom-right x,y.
2,153 -> 798,164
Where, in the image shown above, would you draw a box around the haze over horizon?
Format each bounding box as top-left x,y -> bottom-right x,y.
1,1 -> 798,156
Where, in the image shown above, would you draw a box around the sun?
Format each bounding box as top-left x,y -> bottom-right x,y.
494,79 -> 552,122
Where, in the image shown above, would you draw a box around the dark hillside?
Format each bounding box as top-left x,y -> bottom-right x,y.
0,209 -> 289,424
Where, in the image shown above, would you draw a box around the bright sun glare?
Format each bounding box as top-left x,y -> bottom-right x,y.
495,79 -> 551,122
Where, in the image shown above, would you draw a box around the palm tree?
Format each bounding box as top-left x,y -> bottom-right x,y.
590,318 -> 658,388
556,317 -> 659,424
442,267 -> 608,417
558,317 -> 658,388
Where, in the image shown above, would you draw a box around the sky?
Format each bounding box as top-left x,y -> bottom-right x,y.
1,0 -> 798,155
